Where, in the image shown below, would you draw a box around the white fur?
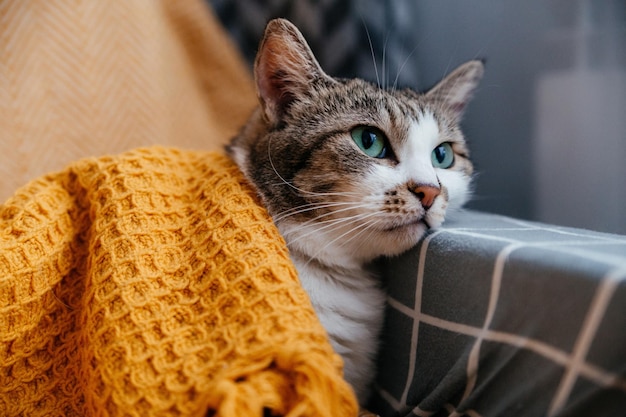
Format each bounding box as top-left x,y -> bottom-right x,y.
289,251 -> 384,402
396,112 -> 441,188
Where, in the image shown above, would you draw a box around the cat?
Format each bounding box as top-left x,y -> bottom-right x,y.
226,18 -> 483,405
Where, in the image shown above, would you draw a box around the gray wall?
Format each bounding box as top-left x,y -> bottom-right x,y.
404,0 -> 626,234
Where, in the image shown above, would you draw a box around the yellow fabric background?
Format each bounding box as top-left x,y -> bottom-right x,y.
0,0 -> 255,202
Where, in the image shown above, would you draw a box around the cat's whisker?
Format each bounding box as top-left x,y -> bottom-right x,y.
347,217 -> 392,257
274,200 -> 366,222
382,32 -> 389,90
301,214 -> 386,268
266,145 -> 364,201
267,136 -> 317,197
275,194 -> 380,225
332,217 -> 382,253
284,209 -> 384,249
285,210 -> 381,245
298,213 -> 382,245
268,182 -> 362,198
348,224 -> 387,258
392,44 -> 418,92
361,17 -> 380,88
291,201 -> 381,230
275,200 -> 357,217
441,43 -> 461,83
307,208 -> 381,228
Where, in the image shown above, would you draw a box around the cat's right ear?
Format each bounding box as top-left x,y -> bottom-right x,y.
254,18 -> 333,126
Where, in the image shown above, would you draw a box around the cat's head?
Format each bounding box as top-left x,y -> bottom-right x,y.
227,19 -> 483,266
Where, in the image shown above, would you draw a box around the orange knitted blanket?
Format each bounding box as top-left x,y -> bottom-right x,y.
0,147 -> 358,416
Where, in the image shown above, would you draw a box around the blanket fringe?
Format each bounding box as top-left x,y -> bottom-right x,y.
205,346 -> 358,416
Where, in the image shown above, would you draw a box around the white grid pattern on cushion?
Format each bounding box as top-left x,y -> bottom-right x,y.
370,210 -> 626,417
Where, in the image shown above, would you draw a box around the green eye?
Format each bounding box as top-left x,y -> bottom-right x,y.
351,126 -> 388,158
431,142 -> 455,168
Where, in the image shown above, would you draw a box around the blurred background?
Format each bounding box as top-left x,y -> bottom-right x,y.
209,0 -> 626,234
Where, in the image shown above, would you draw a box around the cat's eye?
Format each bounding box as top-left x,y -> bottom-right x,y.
431,142 -> 455,168
350,126 -> 388,158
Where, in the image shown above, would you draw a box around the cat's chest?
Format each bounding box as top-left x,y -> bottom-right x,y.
289,251 -> 385,342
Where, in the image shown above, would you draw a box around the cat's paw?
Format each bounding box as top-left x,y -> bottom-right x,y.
425,198 -> 448,229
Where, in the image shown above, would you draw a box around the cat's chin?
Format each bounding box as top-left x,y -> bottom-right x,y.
374,220 -> 431,257
382,217 -> 427,232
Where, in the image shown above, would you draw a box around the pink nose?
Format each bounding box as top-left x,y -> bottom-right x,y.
410,184 -> 440,209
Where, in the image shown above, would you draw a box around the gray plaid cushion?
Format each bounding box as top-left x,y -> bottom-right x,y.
370,210 -> 626,417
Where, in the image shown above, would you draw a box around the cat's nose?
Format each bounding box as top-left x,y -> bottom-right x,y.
409,184 -> 440,209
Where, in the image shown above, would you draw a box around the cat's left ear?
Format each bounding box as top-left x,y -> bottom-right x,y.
254,18 -> 334,126
426,60 -> 485,121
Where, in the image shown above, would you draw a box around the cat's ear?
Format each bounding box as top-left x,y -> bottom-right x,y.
254,18 -> 333,125
426,60 -> 484,121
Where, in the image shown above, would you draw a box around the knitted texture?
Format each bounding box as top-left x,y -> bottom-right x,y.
0,147 -> 358,417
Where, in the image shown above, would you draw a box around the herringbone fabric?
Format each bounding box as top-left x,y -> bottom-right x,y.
0,0 -> 256,203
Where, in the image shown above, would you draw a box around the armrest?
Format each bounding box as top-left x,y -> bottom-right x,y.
370,210 -> 626,417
